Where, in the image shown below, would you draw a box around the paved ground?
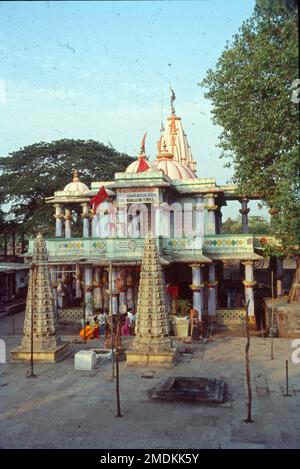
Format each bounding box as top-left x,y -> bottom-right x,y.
0,312 -> 300,449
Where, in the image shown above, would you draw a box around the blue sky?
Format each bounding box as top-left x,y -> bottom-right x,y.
0,0 -> 265,218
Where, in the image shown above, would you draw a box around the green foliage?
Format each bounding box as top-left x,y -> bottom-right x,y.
0,139 -> 134,236
201,0 -> 299,255
175,298 -> 192,317
222,215 -> 271,234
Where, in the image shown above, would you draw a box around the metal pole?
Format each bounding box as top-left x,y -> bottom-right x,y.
286,360 -> 289,396
244,299 -> 253,423
271,271 -> 274,360
260,315 -> 264,339
115,311 -> 122,418
81,266 -> 86,343
109,261 -> 115,379
284,359 -> 291,397
27,263 -> 37,378
83,296 -> 86,344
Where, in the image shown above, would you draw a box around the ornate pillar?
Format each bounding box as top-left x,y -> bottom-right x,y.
276,258 -> 284,297
91,212 -> 98,237
117,205 -> 127,238
81,203 -> 90,238
99,203 -> 109,238
75,264 -> 82,300
190,264 -> 204,321
239,198 -> 250,234
118,269 -> 127,314
242,260 -> 256,322
111,267 -> 118,315
195,195 -> 204,241
215,208 -> 222,234
154,204 -> 162,237
126,269 -> 134,309
102,269 -> 109,312
64,209 -> 72,239
50,266 -> 58,309
54,204 -> 63,237
205,194 -> 217,235
207,263 -> 217,317
162,203 -> 170,238
84,265 -> 93,316
154,191 -> 163,237
93,267 -> 102,309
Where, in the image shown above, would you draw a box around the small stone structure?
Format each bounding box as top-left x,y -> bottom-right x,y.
75,350 -> 96,370
264,297 -> 300,338
11,233 -> 68,362
126,233 -> 176,366
152,377 -> 225,404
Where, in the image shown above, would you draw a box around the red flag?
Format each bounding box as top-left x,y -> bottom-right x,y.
89,186 -> 109,214
137,157 -> 150,173
166,285 -> 179,299
140,131 -> 147,153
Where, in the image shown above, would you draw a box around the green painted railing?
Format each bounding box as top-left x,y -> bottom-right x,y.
28,233 -> 259,260
203,234 -> 255,257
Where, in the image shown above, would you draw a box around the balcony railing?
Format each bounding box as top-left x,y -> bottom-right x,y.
203,234 -> 255,258
28,233 -> 258,261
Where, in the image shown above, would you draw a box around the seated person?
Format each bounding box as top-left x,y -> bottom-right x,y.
79,321 -> 94,340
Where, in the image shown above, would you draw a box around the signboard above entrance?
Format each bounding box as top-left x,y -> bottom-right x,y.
117,187 -> 159,204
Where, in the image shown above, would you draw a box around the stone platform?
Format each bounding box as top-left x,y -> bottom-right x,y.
11,343 -> 69,363
126,348 -> 177,367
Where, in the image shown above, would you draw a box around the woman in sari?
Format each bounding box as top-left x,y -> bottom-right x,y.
121,313 -> 131,336
79,321 -> 94,340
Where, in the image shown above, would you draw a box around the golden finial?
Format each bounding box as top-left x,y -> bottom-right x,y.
157,139 -> 174,160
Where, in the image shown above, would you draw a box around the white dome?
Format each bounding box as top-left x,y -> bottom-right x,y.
154,148 -> 196,180
125,156 -> 156,174
63,170 -> 89,193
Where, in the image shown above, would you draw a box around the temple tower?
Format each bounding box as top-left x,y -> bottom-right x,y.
126,233 -> 176,366
12,233 -> 68,362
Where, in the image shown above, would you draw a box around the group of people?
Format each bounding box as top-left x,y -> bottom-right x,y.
79,308 -> 136,341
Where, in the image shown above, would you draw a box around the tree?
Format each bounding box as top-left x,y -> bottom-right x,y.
222,215 -> 271,234
201,0 -> 299,298
0,139 -> 134,236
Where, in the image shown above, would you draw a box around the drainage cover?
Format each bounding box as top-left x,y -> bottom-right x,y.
152,377 -> 225,404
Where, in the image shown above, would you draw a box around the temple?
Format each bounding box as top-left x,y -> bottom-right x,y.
25,95 -> 285,329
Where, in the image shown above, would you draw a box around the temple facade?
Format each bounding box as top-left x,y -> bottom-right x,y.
25,100 -> 283,328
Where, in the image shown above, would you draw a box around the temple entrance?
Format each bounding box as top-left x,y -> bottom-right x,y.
165,263 -> 193,306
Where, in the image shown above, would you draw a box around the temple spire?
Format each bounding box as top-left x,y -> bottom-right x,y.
126,232 -> 176,365
11,233 -> 68,362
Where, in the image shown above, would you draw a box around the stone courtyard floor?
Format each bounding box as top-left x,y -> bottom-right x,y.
0,312 -> 300,449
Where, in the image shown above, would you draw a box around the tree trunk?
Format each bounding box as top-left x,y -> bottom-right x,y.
4,234 -> 8,257
287,254 -> 300,303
